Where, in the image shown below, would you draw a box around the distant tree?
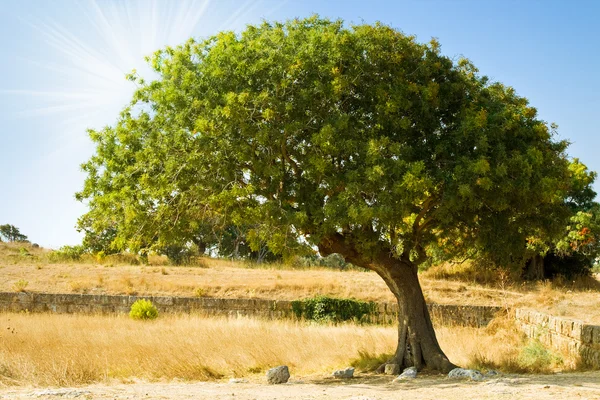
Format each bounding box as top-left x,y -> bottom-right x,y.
0,224 -> 28,242
77,17 -> 591,372
523,159 -> 599,279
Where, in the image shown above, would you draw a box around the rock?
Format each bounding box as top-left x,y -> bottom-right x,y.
229,378 -> 248,383
393,366 -> 417,381
332,367 -> 355,379
384,363 -> 400,375
266,365 -> 290,384
448,368 -> 484,381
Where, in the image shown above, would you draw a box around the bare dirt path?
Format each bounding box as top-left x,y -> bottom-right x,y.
2,372 -> 600,400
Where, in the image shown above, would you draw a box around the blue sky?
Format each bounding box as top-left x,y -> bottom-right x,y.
1,0 -> 599,248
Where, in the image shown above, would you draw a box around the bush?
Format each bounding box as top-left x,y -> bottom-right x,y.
291,295 -> 376,324
517,339 -> 563,372
129,299 -> 159,320
161,245 -> 194,265
48,245 -> 87,262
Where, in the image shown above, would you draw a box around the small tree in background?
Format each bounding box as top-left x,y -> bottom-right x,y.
0,224 -> 28,242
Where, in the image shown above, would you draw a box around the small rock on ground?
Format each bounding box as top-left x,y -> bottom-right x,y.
332,367 -> 355,379
393,367 -> 417,382
448,368 -> 484,381
384,364 -> 400,375
267,365 -> 290,384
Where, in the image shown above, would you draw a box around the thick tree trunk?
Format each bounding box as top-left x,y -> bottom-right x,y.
373,258 -> 457,373
318,234 -> 457,373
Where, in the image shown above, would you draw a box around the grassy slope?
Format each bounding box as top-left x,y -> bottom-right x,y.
1,242 -> 599,323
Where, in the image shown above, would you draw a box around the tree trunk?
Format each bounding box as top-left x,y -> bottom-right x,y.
524,254 -> 544,280
318,234 -> 457,373
373,257 -> 457,373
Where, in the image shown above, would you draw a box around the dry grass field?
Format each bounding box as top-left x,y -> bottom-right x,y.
0,312 -> 575,387
0,242 -> 596,391
1,242 -> 599,323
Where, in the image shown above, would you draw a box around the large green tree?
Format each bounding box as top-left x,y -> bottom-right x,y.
78,17 -> 590,372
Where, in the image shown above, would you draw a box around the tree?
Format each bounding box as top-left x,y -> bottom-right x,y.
0,224 -> 28,242
523,159 -> 599,280
77,17 -> 587,372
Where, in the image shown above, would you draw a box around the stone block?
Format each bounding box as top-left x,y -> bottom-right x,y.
571,321 -> 583,340
48,304 -> 69,314
151,296 -> 174,306
582,325 -> 594,344
593,326 -> 600,345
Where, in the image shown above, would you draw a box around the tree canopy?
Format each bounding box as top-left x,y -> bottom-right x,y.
77,16 -> 597,371
0,224 -> 28,242
78,16 -> 594,267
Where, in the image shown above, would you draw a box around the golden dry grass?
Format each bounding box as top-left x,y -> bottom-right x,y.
1,242 -> 599,323
0,312 -> 577,387
0,313 -> 396,386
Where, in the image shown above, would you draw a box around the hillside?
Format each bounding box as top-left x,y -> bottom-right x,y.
1,242 -> 599,323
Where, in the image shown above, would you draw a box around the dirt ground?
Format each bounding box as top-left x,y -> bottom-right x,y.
1,372 -> 600,400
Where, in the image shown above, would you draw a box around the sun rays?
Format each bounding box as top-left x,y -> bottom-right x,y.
4,0 -> 277,132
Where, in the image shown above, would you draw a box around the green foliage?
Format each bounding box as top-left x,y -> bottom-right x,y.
129,299 -> 159,320
0,224 -> 28,242
77,15 -> 589,279
161,245 -> 195,265
291,295 -> 376,323
293,253 -> 355,270
49,245 -> 87,262
517,339 -> 563,372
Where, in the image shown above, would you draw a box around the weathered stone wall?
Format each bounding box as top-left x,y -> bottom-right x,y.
515,308 -> 600,369
0,292 -> 500,327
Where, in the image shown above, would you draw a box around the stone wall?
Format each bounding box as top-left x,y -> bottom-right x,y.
0,292 -> 501,327
515,308 -> 600,368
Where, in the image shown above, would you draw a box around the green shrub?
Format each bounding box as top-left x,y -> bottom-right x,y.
291,295 -> 376,324
129,299 -> 159,320
517,339 -> 562,372
48,245 -> 87,262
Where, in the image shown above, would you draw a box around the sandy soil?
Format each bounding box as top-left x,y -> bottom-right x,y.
2,373 -> 600,400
